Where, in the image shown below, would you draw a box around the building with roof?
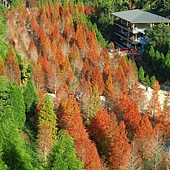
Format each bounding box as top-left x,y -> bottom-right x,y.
111,9 -> 170,54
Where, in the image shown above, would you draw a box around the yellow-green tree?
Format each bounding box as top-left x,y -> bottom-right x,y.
37,94 -> 57,162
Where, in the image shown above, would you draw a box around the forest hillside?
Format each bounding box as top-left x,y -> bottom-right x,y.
0,0 -> 170,169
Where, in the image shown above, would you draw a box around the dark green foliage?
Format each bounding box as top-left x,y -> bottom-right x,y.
23,79 -> 39,116
0,147 -> 8,170
47,130 -> 84,170
144,24 -> 170,81
9,82 -> 26,128
145,24 -> 170,54
149,0 -> 170,18
0,77 -> 34,170
89,2 -> 114,41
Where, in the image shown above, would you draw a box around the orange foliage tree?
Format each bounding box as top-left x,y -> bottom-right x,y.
133,114 -> 155,160
57,95 -> 103,169
147,80 -> 161,120
87,30 -> 99,64
5,47 -> 21,85
75,24 -> 88,58
113,65 -> 127,98
28,38 -> 38,61
88,108 -> 119,161
90,66 -> 104,95
124,98 -> 141,139
68,43 -> 83,75
32,63 -> 45,90
109,122 -> 131,170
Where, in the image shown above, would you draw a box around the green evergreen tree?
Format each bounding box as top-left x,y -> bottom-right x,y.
37,94 -> 57,162
9,82 -> 26,128
23,79 -> 39,116
0,147 -> 8,170
0,40 -> 8,60
145,75 -> 150,86
10,0 -> 23,7
138,66 -> 145,83
164,52 -> 170,78
150,76 -> 156,88
0,77 -> 34,170
47,130 -> 83,170
155,50 -> 161,71
0,4 -> 7,39
147,45 -> 155,65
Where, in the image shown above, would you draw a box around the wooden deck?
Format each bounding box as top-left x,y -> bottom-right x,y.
109,49 -> 142,59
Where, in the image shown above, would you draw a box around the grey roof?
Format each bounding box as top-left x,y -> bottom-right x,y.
111,9 -> 170,23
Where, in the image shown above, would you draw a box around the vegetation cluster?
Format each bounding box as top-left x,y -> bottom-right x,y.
0,0 -> 170,169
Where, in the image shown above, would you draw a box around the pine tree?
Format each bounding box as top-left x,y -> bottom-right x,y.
23,79 -> 39,116
0,147 -> 8,170
138,66 -> 145,83
0,77 -> 33,170
9,82 -> 26,128
48,130 -> 83,170
37,94 -> 57,162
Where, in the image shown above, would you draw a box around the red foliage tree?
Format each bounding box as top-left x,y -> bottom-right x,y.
133,114 -> 155,160
87,30 -> 99,64
90,66 -> 104,95
68,43 -> 83,76
37,26 -> 51,58
57,95 -> 103,169
75,24 -> 88,57
5,47 -> 21,85
124,98 -> 141,139
82,59 -> 91,81
113,65 -> 127,97
89,108 -> 119,161
28,38 -> 38,61
51,25 -> 60,43
104,74 -> 114,97
32,63 -> 45,90
109,122 -> 131,170
147,80 -> 161,120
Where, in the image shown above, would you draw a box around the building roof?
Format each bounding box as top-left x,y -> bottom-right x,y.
111,9 -> 170,24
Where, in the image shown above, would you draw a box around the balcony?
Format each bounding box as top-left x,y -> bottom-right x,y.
114,32 -> 139,44
115,20 -> 146,35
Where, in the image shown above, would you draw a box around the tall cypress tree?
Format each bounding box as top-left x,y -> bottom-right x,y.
9,82 -> 26,128
0,77 -> 34,170
47,130 -> 83,170
37,94 -> 57,162
23,79 -> 39,117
